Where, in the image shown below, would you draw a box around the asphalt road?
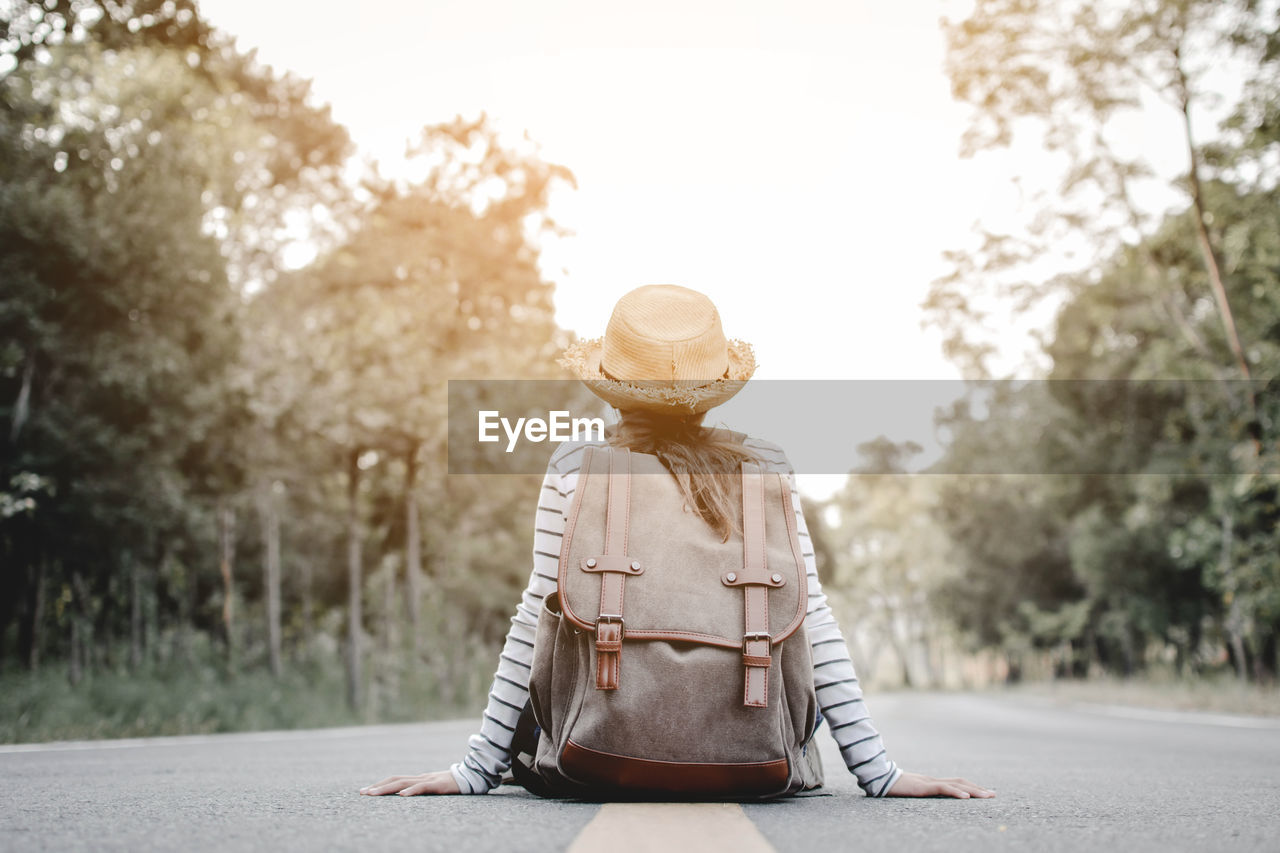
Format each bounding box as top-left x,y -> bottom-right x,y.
3,692 -> 1279,853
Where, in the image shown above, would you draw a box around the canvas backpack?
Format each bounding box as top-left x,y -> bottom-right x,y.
514,444 -> 823,799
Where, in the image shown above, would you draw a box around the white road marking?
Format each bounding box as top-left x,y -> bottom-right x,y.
0,722 -> 431,754
567,802 -> 776,853
1070,702 -> 1280,730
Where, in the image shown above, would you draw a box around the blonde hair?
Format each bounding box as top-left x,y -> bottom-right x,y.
608,409 -> 762,543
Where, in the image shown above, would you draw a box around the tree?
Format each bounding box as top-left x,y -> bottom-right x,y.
927,184 -> 1279,680
244,115 -> 579,708
930,0 -> 1280,386
0,7 -> 349,676
816,439 -> 957,687
921,0 -> 1280,682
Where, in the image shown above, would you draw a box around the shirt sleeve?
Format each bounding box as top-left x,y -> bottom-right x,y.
448,462 -> 572,794
785,470 -> 903,798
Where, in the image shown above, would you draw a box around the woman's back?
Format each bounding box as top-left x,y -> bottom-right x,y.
360,285 -> 992,802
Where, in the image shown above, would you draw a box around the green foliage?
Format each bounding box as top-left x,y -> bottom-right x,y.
808,439 -> 959,686
931,0 -> 1280,378
0,0 -> 584,733
918,0 -> 1280,682
0,630 -> 496,743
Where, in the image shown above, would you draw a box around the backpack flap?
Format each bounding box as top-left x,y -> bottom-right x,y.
557,446 -> 808,703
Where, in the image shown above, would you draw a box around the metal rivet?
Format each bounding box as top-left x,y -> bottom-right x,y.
726,572 -> 737,582
586,558 -> 596,568
630,561 -> 640,571
771,573 -> 783,583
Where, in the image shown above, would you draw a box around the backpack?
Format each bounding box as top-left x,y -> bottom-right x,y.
513,444 -> 823,799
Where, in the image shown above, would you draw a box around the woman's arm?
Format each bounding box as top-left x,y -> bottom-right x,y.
780,468 -> 903,796
771,453 -> 992,800
361,457 -> 576,797
447,465 -> 570,793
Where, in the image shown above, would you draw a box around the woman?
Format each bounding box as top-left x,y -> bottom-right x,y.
362,284 -> 993,800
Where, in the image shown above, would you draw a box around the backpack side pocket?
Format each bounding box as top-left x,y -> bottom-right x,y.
528,591 -> 563,732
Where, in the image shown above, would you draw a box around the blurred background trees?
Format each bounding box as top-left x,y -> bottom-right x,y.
911,0 -> 1280,685
0,0 -> 584,736
802,0 -> 1277,695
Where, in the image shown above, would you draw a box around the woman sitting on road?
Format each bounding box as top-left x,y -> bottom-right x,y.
361,284 -> 994,801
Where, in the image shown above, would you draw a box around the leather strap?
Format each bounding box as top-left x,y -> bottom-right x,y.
594,447 -> 632,690
740,461 -> 771,708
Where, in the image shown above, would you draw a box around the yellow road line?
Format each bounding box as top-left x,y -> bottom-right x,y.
567,802 -> 776,853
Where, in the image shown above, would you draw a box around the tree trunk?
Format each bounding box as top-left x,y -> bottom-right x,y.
9,351 -> 33,442
845,620 -> 875,684
175,546 -> 196,664
258,481 -> 283,678
1227,619 -> 1249,681
69,570 -> 91,685
1265,629 -> 1278,683
346,449 -> 364,712
1188,619 -> 1203,677
1120,626 -> 1136,677
882,606 -> 912,688
28,557 -> 45,671
404,449 -> 422,650
16,555 -> 41,671
1220,509 -> 1249,681
69,617 -> 82,687
219,501 -> 237,668
268,496 -> 282,677
129,554 -> 143,671
382,557 -> 397,654
918,616 -> 939,687
0,558 -> 14,671
1005,651 -> 1022,684
149,545 -> 168,665
1174,61 -> 1255,418
379,552 -> 399,713
300,551 -> 313,652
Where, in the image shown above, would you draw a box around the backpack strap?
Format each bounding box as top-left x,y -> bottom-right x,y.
508,699 -> 559,797
593,446 -> 632,690
726,460 -> 783,708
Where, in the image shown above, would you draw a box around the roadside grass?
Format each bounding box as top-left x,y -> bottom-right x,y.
7,645 -> 1277,744
1004,671 -> 1280,718
0,640 -> 497,744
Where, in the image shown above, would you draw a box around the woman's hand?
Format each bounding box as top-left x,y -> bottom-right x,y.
360,771 -> 461,797
884,771 -> 995,799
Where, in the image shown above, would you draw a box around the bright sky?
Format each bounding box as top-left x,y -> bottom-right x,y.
196,0 -> 1198,491
197,0 -> 1030,377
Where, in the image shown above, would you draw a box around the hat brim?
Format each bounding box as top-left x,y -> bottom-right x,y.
558,338 -> 756,415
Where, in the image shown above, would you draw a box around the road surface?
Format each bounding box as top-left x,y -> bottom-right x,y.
3,692 -> 1279,852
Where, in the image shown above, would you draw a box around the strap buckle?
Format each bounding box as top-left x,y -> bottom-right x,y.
742,630 -> 771,653
597,614 -> 625,636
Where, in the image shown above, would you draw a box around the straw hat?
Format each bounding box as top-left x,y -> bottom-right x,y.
558,284 -> 756,414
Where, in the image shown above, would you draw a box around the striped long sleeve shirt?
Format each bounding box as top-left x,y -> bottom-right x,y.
449,436 -> 903,798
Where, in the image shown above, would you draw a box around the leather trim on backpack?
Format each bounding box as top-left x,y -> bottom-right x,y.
557,445 -> 808,647
592,446 -> 632,690
777,469 -> 810,617
740,461 -> 772,708
561,739 -> 790,796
